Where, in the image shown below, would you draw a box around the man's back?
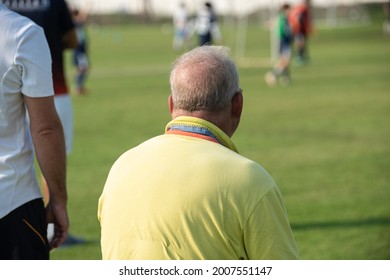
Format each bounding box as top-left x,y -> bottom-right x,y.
99,117 -> 298,260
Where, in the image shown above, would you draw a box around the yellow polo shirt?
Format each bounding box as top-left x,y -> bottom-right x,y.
98,117 -> 298,259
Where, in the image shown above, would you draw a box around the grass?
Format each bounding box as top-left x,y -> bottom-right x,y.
50,8 -> 390,260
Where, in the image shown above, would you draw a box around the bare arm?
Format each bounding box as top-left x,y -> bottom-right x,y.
24,95 -> 69,250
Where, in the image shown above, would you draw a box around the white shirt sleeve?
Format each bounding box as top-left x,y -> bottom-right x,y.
15,23 -> 54,98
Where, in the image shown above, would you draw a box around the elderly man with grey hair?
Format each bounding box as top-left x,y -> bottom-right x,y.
98,46 -> 299,260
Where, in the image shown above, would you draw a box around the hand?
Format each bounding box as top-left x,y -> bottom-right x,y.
45,201 -> 69,250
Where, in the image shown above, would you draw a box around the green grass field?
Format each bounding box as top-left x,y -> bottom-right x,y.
51,9 -> 389,260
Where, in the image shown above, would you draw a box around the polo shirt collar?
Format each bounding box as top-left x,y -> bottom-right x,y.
165,116 -> 238,153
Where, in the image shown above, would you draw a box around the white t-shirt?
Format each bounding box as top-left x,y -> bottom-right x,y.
196,8 -> 211,35
0,3 -> 54,218
173,6 -> 187,30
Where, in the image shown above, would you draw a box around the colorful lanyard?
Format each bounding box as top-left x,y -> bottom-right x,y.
165,116 -> 238,153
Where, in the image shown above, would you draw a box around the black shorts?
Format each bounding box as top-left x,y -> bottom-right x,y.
0,199 -> 49,260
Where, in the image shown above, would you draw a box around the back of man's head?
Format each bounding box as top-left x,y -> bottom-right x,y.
170,46 -> 239,113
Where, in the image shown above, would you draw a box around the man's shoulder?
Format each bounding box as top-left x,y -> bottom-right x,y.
218,151 -> 277,194
0,5 -> 42,41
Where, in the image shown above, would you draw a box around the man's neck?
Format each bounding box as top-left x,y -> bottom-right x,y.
171,109 -> 234,137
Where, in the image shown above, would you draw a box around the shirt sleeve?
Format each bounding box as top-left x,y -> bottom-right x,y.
15,23 -> 54,98
243,186 -> 299,259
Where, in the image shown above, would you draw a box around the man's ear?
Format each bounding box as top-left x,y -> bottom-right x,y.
231,91 -> 243,119
168,95 -> 174,115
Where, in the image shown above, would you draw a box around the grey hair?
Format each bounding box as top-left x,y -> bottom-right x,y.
169,46 -> 240,112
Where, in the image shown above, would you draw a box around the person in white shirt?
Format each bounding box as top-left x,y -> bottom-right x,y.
195,2 -> 222,46
173,2 -> 189,51
0,3 -> 68,259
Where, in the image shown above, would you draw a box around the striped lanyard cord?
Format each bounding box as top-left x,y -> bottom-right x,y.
165,116 -> 238,153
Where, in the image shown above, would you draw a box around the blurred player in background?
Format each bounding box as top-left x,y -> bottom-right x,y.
288,0 -> 313,65
172,2 -> 189,51
72,7 -> 90,95
265,4 -> 293,86
383,1 -> 390,36
195,2 -> 222,46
